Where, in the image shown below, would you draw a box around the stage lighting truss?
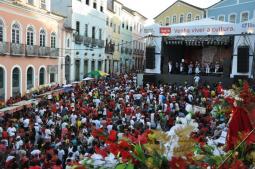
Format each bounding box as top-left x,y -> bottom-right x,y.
165,35 -> 232,46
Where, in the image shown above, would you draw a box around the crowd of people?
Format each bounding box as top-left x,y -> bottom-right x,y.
0,73 -> 227,169
168,60 -> 224,75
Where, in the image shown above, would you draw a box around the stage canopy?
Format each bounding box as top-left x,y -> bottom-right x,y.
159,18 -> 255,36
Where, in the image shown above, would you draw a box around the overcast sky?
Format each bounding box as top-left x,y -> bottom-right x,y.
118,0 -> 221,20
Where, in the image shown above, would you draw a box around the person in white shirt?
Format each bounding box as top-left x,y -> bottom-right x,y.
70,113 -> 77,126
7,125 -> 16,137
168,61 -> 172,73
15,136 -> 23,150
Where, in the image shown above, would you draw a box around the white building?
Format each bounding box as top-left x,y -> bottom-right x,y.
51,0 -> 107,83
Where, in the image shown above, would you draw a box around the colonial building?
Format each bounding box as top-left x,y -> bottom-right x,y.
154,0 -> 205,26
207,0 -> 255,23
51,0 -> 107,82
132,11 -> 147,72
105,0 -> 122,73
0,0 -> 64,102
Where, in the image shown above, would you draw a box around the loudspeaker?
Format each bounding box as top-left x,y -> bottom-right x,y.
146,47 -> 155,69
237,46 -> 249,73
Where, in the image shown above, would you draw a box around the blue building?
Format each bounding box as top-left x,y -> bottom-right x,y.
207,0 -> 255,23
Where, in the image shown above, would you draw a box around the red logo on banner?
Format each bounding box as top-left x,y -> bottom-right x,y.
160,27 -> 171,35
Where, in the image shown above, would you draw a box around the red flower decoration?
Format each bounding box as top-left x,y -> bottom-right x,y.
119,140 -> 131,150
169,157 -> 187,169
121,150 -> 132,162
108,143 -> 119,156
95,146 -> 108,158
108,130 -> 117,142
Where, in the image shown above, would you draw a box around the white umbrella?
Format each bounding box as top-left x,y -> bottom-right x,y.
63,84 -> 72,88
72,81 -> 80,84
83,77 -> 95,81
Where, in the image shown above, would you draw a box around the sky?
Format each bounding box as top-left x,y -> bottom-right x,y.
118,0 -> 221,20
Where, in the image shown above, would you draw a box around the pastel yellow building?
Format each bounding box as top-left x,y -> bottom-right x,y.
154,0 -> 205,26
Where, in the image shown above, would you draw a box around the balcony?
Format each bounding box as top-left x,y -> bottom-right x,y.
98,40 -> 104,48
92,38 -> 96,47
25,45 -> 38,56
50,48 -> 59,57
74,34 -> 84,44
105,43 -> 114,54
38,47 -> 50,57
84,37 -> 92,46
10,43 -> 25,56
0,42 -> 9,55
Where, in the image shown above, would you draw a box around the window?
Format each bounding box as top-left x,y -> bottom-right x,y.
0,20 -> 3,42
0,67 -> 4,100
93,1 -> 97,9
218,15 -> 225,21
12,67 -> 20,97
27,67 -> 34,90
91,60 -> 95,71
86,0 -> 89,5
39,68 -> 45,85
50,73 -> 55,83
28,0 -> 34,5
39,29 -> 46,47
12,23 -> 20,44
92,26 -> 95,39
172,16 -> 177,23
229,14 -> 236,23
195,15 -> 200,20
187,13 -> 192,22
113,24 -> 116,32
166,17 -> 170,25
51,32 -> 56,48
122,22 -> 124,28
98,61 -> 102,71
180,14 -> 184,23
41,0 -> 46,9
106,18 -> 109,26
100,6 -> 103,12
99,29 -> 102,40
76,21 -> 80,35
26,26 -> 34,46
241,12 -> 249,22
67,39 -> 70,48
85,24 -> 88,37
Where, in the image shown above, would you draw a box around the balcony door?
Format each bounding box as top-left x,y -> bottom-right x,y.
75,59 -> 80,81
65,56 -> 71,83
0,67 -> 5,101
12,67 -> 21,97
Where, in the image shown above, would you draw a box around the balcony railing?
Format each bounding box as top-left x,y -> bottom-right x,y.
0,42 -> 9,55
84,37 -> 92,46
38,47 -> 50,57
74,35 -> 84,44
98,40 -> 104,48
10,43 -> 25,56
25,45 -> 38,56
50,48 -> 59,57
92,38 -> 96,47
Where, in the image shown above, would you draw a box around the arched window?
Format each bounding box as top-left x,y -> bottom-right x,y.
12,67 -> 20,97
195,15 -> 200,20
241,12 -> 249,22
39,29 -> 46,47
27,26 -> 34,45
229,14 -> 236,23
187,13 -> 192,22
172,16 -> 177,23
12,23 -> 20,44
51,32 -> 56,48
27,67 -> 34,90
39,68 -> 46,85
166,17 -> 170,25
0,67 -> 5,100
0,19 -> 3,42
180,14 -> 184,23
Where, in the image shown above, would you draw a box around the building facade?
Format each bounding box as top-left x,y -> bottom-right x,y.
105,0 -> 121,73
154,0 -> 205,26
207,0 -> 255,23
0,0 -> 64,102
51,0 -> 107,83
132,11 -> 147,72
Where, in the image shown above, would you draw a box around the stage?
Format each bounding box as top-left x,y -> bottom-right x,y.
143,73 -> 252,88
